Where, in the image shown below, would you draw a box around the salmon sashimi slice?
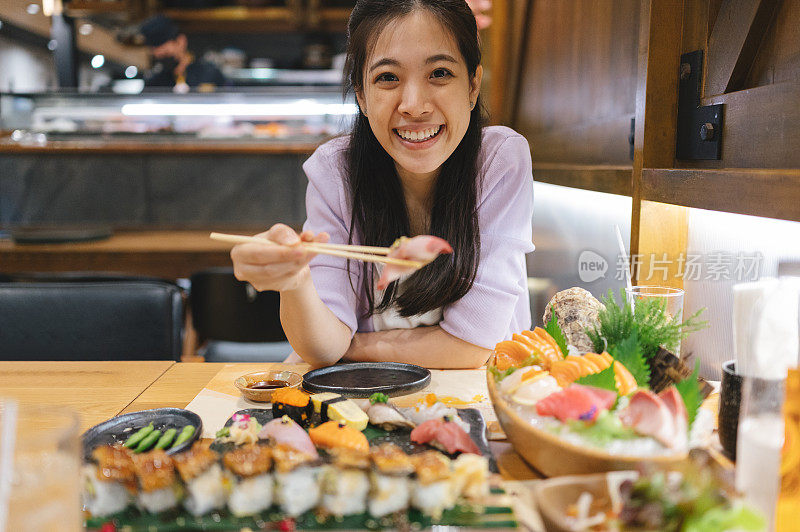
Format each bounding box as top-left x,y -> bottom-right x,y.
535,384 -> 617,423
549,360 -> 583,387
512,333 -> 537,350
565,355 -> 601,374
583,352 -> 612,370
613,361 -> 638,396
521,329 -> 562,369
493,340 -> 534,371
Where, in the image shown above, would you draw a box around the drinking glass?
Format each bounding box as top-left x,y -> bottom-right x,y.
0,400 -> 81,532
625,286 -> 685,356
735,376 -> 786,531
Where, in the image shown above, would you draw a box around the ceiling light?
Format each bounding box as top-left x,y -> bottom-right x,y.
47,39 -> 57,51
125,66 -> 138,79
27,3 -> 41,14
79,23 -> 93,35
90,55 -> 105,69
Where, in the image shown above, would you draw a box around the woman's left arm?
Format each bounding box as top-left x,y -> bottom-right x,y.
343,326 -> 491,369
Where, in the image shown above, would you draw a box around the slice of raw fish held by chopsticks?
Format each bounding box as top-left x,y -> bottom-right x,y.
376,236 -> 453,290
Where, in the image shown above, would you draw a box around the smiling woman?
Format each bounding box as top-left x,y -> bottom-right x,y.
230,0 -> 535,369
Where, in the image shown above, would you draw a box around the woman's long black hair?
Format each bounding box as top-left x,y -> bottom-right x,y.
343,0 -> 485,318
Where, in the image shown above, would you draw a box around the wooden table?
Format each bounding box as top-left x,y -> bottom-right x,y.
121,362 -> 543,480
0,361 -> 174,432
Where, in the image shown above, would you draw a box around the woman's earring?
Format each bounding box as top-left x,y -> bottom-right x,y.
469,100 -> 475,110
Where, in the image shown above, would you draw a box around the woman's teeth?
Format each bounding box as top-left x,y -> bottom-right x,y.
395,125 -> 442,142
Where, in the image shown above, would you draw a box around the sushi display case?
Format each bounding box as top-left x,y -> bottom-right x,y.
0,88 -> 357,147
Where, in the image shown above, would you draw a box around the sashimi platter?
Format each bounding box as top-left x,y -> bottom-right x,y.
82,388 -> 516,531
487,287 -> 712,477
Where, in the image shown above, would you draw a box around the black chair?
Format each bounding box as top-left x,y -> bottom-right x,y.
0,281 -> 183,361
189,268 -> 292,362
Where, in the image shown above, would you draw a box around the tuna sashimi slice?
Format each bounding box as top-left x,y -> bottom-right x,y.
376,236 -> 453,290
410,418 -> 481,455
535,384 -> 617,423
258,416 -> 319,458
618,389 -> 679,448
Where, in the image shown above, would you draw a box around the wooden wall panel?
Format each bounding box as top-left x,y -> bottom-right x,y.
513,0 -> 640,166
744,0 -> 800,88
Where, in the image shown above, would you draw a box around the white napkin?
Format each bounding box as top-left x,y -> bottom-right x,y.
733,278 -> 800,378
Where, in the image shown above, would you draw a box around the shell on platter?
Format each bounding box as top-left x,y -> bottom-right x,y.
542,287 -> 604,353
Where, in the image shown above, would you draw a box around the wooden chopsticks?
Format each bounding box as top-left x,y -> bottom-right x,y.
209,232 -> 423,268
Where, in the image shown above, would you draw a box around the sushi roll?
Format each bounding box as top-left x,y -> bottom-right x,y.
450,453 -> 490,500
367,443 -> 413,518
223,444 -> 273,517
272,388 -> 312,427
410,450 -> 455,518
173,441 -> 226,516
272,443 -> 322,517
258,415 -> 319,458
309,420 -> 369,455
83,445 -> 135,517
319,449 -> 370,516
131,449 -> 182,514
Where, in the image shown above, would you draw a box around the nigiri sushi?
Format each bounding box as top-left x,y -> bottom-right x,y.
310,392 -> 369,431
410,416 -> 481,455
364,393 -> 415,431
319,449 -> 370,516
271,387 -> 312,427
401,402 -> 471,433
173,441 -> 226,516
130,449 -> 181,514
409,450 -> 455,518
258,415 -> 319,458
223,444 -> 273,517
309,420 -> 369,455
83,445 -> 135,517
272,444 -> 322,517
368,443 -> 414,518
376,235 -> 453,290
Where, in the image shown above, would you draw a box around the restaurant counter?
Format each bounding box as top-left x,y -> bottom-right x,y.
0,89 -> 354,228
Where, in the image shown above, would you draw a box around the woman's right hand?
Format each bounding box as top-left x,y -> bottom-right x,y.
230,223 -> 329,293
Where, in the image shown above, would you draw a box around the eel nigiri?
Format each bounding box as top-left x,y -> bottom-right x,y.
223,444 -> 273,517
83,445 -> 135,517
172,441 -> 226,516
410,416 -> 481,455
258,415 -> 319,459
376,235 -> 453,290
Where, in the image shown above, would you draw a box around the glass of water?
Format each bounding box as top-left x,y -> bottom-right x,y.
735,375 -> 786,531
0,399 -> 81,532
625,286 -> 685,356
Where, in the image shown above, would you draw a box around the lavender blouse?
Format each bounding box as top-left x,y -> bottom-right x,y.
301,125 -> 535,349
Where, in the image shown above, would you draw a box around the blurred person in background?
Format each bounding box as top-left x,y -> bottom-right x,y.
139,15 -> 226,92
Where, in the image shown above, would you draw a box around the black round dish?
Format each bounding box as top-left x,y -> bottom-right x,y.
302,362 -> 431,397
82,407 -> 202,460
719,360 -> 742,461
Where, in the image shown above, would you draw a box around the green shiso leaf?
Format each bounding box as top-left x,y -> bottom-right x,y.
587,289 -> 707,361
543,305 -> 569,358
575,365 -> 618,393
675,360 -> 703,427
608,330 -> 650,388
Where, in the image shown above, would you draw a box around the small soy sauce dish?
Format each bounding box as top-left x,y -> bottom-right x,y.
82,408 -> 202,460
